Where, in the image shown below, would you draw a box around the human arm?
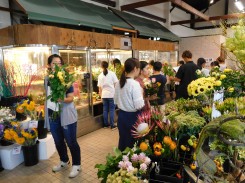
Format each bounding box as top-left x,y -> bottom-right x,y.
132,82 -> 145,110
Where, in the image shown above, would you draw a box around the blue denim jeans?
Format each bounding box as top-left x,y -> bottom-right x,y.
49,117 -> 81,165
102,98 -> 115,127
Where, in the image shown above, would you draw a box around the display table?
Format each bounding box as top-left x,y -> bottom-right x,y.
0,144 -> 24,170
38,134 -> 56,160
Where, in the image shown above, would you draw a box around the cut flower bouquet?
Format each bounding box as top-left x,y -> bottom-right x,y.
3,121 -> 37,146
143,78 -> 161,96
47,64 -> 76,117
16,99 -> 37,120
95,147 -> 151,183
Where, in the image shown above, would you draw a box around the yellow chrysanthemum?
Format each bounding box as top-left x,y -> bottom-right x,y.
220,74 -> 226,80
4,130 -> 13,140
215,80 -> 222,86
223,68 -> 232,73
15,137 -> 25,145
228,87 -> 234,93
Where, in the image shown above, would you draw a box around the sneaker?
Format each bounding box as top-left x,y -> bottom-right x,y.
103,124 -> 109,128
111,125 -> 117,130
69,165 -> 81,178
52,161 -> 70,172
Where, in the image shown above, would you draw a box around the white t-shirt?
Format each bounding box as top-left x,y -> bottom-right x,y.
201,68 -> 210,77
97,70 -> 118,98
47,86 -> 59,111
114,78 -> 144,112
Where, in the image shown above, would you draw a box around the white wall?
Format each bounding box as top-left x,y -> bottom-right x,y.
0,0 -> 11,29
179,35 -> 223,65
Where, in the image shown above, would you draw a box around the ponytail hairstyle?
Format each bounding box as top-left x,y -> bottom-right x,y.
120,58 -> 140,88
101,61 -> 108,76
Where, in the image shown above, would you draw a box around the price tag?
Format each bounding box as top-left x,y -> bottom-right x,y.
12,146 -> 21,155
29,120 -> 38,128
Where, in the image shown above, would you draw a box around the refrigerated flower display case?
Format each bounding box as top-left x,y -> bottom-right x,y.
0,46 -> 104,137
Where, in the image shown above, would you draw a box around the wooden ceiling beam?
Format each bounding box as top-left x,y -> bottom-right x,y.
171,13 -> 245,25
126,9 -> 166,23
91,0 -> 116,7
121,0 -> 170,11
170,0 -> 209,20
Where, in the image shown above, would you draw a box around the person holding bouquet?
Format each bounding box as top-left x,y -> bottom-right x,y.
149,61 -> 167,107
114,58 -> 145,151
44,54 -> 81,178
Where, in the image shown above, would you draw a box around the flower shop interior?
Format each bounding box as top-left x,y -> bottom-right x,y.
0,0 -> 244,183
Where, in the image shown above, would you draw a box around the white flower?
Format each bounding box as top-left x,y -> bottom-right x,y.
122,155 -> 129,162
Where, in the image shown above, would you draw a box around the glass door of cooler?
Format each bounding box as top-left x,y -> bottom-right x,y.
157,51 -> 178,66
90,49 -> 132,116
138,50 -> 156,62
59,49 -> 92,118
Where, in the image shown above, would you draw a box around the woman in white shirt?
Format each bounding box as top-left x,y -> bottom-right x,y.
114,58 -> 145,151
98,61 -> 118,129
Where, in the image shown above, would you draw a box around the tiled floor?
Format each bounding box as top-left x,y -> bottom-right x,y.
0,128 -> 119,183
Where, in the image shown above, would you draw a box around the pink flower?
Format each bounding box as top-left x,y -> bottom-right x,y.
140,163 -> 147,172
125,161 -> 132,168
144,157 -> 151,165
131,154 -> 139,162
118,161 -> 126,169
127,165 -> 135,173
138,153 -> 146,162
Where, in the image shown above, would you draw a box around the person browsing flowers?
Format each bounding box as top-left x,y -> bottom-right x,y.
114,58 -> 145,151
44,54 -> 81,178
98,61 -> 118,129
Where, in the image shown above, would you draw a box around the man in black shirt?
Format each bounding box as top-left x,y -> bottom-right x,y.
171,50 -> 199,99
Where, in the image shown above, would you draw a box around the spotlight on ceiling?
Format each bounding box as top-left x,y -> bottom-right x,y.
210,0 -> 214,4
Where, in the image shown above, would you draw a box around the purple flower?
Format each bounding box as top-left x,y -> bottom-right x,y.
0,124 -> 4,131
125,161 -> 132,168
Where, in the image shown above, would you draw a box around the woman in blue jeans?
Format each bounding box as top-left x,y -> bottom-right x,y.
44,54 -> 81,178
98,61 -> 118,129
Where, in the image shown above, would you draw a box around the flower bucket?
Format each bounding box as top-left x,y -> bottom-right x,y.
37,120 -> 47,139
22,141 -> 39,166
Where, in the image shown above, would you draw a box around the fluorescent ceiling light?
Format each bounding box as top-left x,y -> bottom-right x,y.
124,32 -> 129,35
235,1 -> 244,11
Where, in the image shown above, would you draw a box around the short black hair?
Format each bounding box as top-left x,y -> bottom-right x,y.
178,60 -> 185,65
182,50 -> 192,59
47,54 -> 64,65
149,60 -> 154,67
153,61 -> 162,71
